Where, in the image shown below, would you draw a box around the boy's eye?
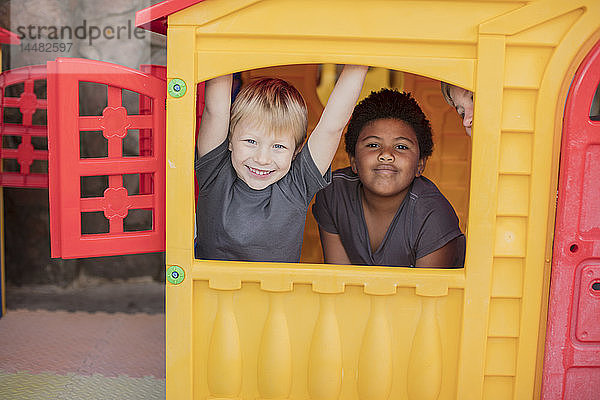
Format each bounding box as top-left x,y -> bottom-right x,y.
244,139 -> 257,145
395,144 -> 409,150
273,143 -> 287,149
366,143 -> 380,148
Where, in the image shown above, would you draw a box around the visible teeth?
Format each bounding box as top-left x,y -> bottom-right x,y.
248,166 -> 272,176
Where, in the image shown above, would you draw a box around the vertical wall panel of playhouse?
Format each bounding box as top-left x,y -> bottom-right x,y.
457,34 -> 504,400
165,23 -> 197,400
481,18 -> 538,400
502,29 -> 551,400
487,43 -> 530,400
478,4 -> 597,399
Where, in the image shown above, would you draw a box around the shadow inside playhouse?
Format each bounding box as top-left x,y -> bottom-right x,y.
193,64 -> 471,265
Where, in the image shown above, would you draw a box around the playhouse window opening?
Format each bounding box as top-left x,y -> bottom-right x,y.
121,89 -> 141,115
123,129 -> 140,157
33,79 -> 47,100
80,130 -> 108,159
193,65 -> 470,268
31,136 -> 48,151
78,82 -> 107,116
31,108 -> 47,126
81,211 -> 109,235
139,129 -> 153,157
1,158 -> 47,174
123,173 -> 151,196
80,175 -> 109,198
124,209 -> 153,232
590,81 -> 600,121
139,94 -> 154,116
134,173 -> 154,195
80,174 -> 146,198
2,158 -> 20,173
2,135 -> 22,149
3,106 -> 23,125
30,159 -> 48,174
3,82 -> 24,98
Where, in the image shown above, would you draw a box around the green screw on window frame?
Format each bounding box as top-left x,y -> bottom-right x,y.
168,78 -> 187,98
166,265 -> 185,285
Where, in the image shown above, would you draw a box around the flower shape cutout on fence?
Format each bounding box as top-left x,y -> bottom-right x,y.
102,186 -> 130,220
18,91 -> 39,125
16,139 -> 35,174
100,106 -> 131,139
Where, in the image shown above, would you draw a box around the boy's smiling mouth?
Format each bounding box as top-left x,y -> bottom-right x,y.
374,164 -> 398,173
247,166 -> 274,176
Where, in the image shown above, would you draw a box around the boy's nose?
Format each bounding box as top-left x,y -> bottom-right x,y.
378,149 -> 394,162
463,109 -> 473,128
254,147 -> 271,164
463,115 -> 472,128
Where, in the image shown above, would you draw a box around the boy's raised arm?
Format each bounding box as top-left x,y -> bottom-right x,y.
196,74 -> 233,158
308,65 -> 368,175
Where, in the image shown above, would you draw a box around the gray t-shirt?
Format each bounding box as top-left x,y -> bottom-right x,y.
195,140 -> 331,262
312,167 -> 464,267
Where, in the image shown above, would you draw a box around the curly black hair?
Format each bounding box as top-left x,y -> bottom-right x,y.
345,88 -> 433,159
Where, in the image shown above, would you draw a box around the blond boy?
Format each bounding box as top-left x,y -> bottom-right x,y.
195,65 -> 367,262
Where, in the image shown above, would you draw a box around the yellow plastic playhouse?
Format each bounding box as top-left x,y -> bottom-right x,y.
36,0 -> 600,399
132,0 -> 600,399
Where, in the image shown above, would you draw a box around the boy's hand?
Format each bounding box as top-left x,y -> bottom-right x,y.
308,65 -> 368,175
197,74 -> 233,158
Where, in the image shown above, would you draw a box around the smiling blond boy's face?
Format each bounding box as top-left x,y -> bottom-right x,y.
228,121 -> 296,190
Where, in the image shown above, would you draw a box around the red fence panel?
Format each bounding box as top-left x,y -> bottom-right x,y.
542,41 -> 600,400
0,65 -> 49,188
138,64 -> 166,195
47,58 -> 166,259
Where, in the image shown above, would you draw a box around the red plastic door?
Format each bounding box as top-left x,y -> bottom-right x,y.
0,65 -> 49,188
542,41 -> 600,400
47,58 -> 166,259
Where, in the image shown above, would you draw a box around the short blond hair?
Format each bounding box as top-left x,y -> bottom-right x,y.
229,78 -> 308,150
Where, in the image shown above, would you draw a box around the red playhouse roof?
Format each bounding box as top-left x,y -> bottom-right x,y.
135,0 -> 206,35
0,27 -> 20,45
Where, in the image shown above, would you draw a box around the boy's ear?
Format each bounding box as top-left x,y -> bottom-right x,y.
350,156 -> 357,174
416,157 -> 426,177
228,140 -> 232,151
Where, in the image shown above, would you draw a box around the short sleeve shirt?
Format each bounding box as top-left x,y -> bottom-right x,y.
195,140 -> 331,263
312,167 -> 464,267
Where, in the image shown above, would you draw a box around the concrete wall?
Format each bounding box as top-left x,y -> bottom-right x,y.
0,0 -> 166,285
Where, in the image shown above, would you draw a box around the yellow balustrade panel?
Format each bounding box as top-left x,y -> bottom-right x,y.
161,0 -> 600,399
187,263 -> 464,400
